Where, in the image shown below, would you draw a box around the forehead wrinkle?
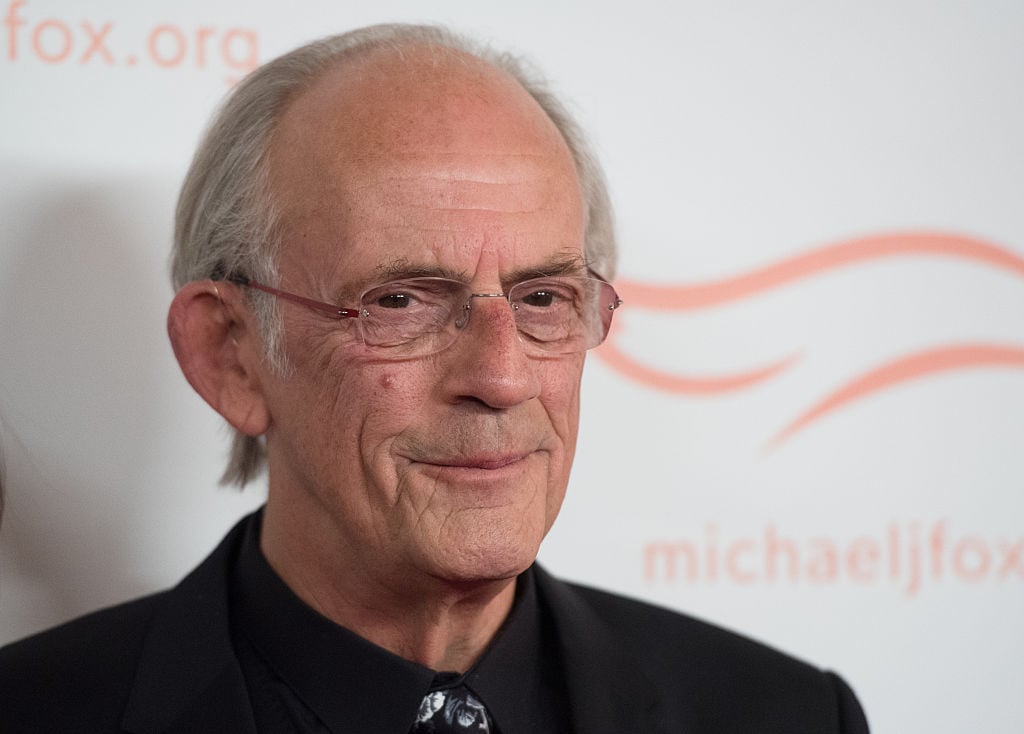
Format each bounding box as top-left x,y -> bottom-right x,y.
344,175 -> 536,193
345,151 -> 553,178
343,207 -> 569,242
347,174 -> 563,214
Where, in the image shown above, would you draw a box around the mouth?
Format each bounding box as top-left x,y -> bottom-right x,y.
417,453 -> 531,471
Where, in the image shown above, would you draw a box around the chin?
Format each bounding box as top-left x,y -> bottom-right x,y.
411,492 -> 557,587
429,530 -> 542,587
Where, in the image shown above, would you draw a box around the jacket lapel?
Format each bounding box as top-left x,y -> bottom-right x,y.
115,519 -> 668,733
533,566 -> 669,734
120,516 -> 258,734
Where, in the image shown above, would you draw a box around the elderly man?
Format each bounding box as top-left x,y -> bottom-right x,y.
0,24 -> 868,733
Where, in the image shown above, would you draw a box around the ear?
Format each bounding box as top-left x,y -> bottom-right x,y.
167,280 -> 271,437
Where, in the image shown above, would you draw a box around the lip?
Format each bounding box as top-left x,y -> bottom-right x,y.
414,453 -> 531,471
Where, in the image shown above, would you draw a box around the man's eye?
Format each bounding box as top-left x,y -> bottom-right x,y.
376,293 -> 412,309
521,290 -> 556,307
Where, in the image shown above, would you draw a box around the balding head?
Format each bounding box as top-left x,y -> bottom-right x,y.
269,43 -> 583,283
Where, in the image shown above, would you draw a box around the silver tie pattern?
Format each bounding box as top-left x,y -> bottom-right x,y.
409,685 -> 493,733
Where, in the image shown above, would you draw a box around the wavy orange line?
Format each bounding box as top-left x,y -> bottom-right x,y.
595,328 -> 799,394
616,233 -> 1024,310
768,344 -> 1024,448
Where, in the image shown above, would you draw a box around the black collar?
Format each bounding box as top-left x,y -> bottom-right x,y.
231,512 -> 566,732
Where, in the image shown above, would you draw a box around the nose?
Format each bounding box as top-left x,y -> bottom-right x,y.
442,293 -> 541,409
453,291 -> 506,330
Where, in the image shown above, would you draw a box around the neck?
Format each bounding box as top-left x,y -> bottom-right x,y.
260,507 -> 517,673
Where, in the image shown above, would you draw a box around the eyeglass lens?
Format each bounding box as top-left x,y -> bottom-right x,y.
357,276 -> 618,356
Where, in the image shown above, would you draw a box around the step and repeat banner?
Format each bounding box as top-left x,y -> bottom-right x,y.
1,2 -> 1021,731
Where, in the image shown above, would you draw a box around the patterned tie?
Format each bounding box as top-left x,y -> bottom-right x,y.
409,682 -> 494,733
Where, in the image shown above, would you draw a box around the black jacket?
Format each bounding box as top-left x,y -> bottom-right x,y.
0,514 -> 868,733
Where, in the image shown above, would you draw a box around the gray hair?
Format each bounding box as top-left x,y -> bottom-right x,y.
171,23 -> 618,487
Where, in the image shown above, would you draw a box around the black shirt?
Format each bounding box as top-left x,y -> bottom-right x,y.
229,516 -> 573,733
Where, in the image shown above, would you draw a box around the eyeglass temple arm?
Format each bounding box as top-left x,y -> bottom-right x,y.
226,276 -> 361,320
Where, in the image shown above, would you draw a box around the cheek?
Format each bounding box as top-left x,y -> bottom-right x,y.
540,358 -> 584,436
289,362 -> 434,497
299,326 -> 412,405
370,364 -> 431,404
346,362 -> 436,436
541,367 -> 581,529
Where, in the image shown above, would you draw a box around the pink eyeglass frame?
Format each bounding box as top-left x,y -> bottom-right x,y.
228,275 -> 363,319
225,271 -> 622,321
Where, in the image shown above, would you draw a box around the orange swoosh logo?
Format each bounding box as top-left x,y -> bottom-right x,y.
613,232 -> 1024,310
768,344 -> 1024,447
596,328 -> 799,393
594,231 -> 1024,445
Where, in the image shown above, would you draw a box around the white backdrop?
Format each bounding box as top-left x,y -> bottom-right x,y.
2,2 -> 1022,732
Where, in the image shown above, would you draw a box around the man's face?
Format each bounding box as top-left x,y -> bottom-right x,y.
257,50 -> 587,592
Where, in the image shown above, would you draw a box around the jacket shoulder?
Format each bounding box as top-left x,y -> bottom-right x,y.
0,594 -> 164,732
569,581 -> 815,673
557,578 -> 869,733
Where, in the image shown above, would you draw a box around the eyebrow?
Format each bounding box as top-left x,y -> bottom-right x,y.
374,259 -> 468,283
326,261 -> 457,302
346,251 -> 588,295
502,251 -> 587,285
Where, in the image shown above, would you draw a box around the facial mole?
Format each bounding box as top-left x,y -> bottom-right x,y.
379,373 -> 396,391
